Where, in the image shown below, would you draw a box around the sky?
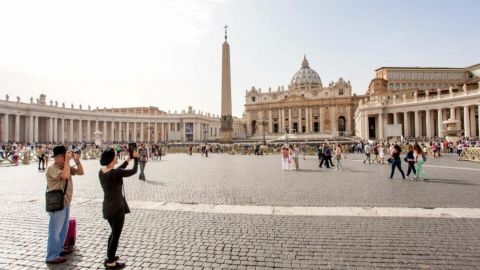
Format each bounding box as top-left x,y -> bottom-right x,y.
0,0 -> 479,117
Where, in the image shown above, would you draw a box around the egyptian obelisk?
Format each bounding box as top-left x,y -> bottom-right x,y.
220,25 -> 233,143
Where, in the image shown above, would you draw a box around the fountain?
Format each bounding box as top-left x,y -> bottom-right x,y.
442,118 -> 463,142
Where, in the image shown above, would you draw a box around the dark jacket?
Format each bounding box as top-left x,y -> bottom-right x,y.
99,158 -> 138,219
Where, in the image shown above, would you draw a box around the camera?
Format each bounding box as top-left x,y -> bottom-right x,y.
128,142 -> 137,157
73,149 -> 81,155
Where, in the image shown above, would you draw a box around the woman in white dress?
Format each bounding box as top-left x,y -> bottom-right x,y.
378,144 -> 385,164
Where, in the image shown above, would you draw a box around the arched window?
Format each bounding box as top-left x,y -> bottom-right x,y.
338,116 -> 346,132
339,89 -> 344,96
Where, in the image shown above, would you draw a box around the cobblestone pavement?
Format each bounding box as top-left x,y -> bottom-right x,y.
2,153 -> 480,208
1,202 -> 480,270
1,153 -> 480,269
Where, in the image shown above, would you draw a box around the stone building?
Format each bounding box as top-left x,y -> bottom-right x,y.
355,64 -> 480,140
0,96 -> 248,144
244,56 -> 363,138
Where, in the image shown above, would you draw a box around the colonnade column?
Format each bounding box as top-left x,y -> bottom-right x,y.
133,122 -> 137,142
463,106 -> 471,137
14,114 -> 20,142
29,115 -> 34,143
34,116 -> 39,142
78,119 -> 83,142
103,120 -> 107,142
69,119 -> 74,142
60,118 -> 64,143
378,113 -> 384,140
110,121 -> 115,142
2,114 -> 8,142
154,122 -> 158,143
425,110 -> 432,138
437,109 -> 443,137
140,122 -> 144,142
86,120 -> 91,142
414,111 -> 419,137
53,118 -> 58,143
403,112 -> 409,137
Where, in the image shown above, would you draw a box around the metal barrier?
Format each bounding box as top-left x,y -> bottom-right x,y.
459,147 -> 480,162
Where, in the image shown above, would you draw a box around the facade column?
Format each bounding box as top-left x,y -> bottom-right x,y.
437,108 -> 443,137
14,114 -> 20,142
403,112 -> 410,137
298,107 -> 302,133
278,109 -> 283,132
393,113 -> 398,124
414,111 -> 419,137
378,113 -> 384,140
288,108 -> 292,133
364,112 -> 369,140
305,107 -> 309,133
425,109 -> 432,138
148,121 -> 152,142
319,107 -> 324,134
29,116 -> 34,143
464,105 -> 471,137
154,122 -> 158,143
268,110 -> 272,133
34,116 -> 39,142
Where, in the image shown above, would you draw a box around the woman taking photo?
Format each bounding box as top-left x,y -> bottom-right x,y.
99,148 -> 139,269
413,144 -> 429,181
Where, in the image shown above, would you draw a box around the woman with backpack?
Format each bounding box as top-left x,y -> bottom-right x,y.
413,144 -> 429,181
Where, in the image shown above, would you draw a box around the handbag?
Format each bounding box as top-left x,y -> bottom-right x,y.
387,157 -> 393,164
45,180 -> 68,212
122,185 -> 130,214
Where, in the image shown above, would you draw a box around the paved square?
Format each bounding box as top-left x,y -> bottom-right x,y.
1,153 -> 480,269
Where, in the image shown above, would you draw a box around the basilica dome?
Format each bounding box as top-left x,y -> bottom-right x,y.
290,56 -> 322,88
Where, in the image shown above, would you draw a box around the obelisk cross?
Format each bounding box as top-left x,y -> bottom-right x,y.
224,25 -> 228,41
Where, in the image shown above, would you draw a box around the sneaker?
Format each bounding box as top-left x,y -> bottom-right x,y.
386,177 -> 393,180
60,248 -> 73,256
46,256 -> 67,264
105,257 -> 126,269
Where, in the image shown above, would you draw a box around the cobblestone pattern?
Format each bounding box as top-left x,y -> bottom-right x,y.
1,153 -> 480,208
1,202 -> 480,270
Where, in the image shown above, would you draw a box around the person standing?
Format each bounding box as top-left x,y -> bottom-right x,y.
37,146 -> 45,171
45,146 -> 84,264
138,144 -> 148,181
413,144 -> 429,181
334,144 -> 344,171
387,144 -> 406,180
99,148 -> 139,269
281,146 -> 290,171
292,145 -> 300,170
316,144 -> 323,166
405,145 -> 416,180
363,143 -> 372,164
44,145 -> 51,169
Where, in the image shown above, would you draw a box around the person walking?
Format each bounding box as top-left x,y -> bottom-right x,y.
316,144 -> 323,166
413,144 -> 429,181
99,148 -> 139,269
292,145 -> 300,170
281,146 -> 290,171
371,144 -> 379,163
387,144 -> 406,180
138,144 -> 148,181
363,143 -> 372,164
378,143 -> 386,164
45,146 -> 84,264
334,144 -> 344,170
405,145 -> 416,180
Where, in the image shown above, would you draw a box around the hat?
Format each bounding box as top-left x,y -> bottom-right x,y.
100,148 -> 116,166
52,145 -> 67,157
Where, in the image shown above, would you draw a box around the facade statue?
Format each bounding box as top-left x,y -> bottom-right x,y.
30,97 -> 33,104
16,96 -> 20,102
5,94 -> 9,101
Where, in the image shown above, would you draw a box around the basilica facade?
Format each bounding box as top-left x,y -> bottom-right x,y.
244,56 -> 363,138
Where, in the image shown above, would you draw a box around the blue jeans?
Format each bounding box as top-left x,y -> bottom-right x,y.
390,159 -> 405,179
46,207 -> 70,261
